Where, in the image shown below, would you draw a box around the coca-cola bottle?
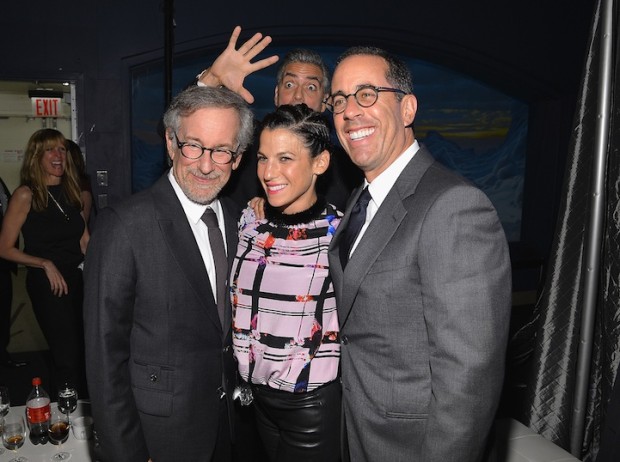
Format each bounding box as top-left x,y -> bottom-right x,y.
26,377 -> 50,445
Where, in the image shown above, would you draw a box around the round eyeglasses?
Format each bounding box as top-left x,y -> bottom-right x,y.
174,132 -> 239,164
326,85 -> 407,114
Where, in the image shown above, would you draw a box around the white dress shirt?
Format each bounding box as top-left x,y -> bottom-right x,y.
350,140 -> 420,255
168,170 -> 227,302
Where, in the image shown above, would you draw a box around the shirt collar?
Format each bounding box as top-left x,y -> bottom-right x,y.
366,140 -> 420,208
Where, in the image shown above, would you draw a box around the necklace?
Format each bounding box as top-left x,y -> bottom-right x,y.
47,189 -> 69,221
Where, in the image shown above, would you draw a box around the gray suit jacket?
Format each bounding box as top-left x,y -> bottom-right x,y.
83,174 -> 238,462
328,146 -> 512,462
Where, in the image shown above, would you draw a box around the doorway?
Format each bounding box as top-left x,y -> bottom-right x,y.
0,79 -> 78,356
0,80 -> 76,194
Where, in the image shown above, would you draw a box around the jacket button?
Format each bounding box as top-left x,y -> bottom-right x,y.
341,335 -> 349,345
223,345 -> 231,353
149,374 -> 158,382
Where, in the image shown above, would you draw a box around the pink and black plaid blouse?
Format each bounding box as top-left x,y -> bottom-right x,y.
231,199 -> 342,393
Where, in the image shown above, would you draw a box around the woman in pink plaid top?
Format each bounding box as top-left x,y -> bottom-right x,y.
231,104 -> 343,461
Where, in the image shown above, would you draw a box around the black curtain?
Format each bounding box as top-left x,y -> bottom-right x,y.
520,1 -> 620,460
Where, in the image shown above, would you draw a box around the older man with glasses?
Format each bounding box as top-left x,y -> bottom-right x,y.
83,85 -> 254,462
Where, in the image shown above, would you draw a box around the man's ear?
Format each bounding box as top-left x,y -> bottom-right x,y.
231,153 -> 243,171
273,86 -> 280,107
165,130 -> 176,162
401,94 -> 417,127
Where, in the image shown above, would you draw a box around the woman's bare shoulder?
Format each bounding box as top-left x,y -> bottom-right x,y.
11,185 -> 33,206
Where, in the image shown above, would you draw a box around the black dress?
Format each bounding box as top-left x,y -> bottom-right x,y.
21,184 -> 86,394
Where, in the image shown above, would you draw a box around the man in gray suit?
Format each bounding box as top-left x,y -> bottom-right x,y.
326,47 -> 512,461
83,86 -> 254,462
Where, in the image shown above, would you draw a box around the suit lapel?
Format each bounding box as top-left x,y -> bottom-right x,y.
151,176 -> 223,333
334,146 -> 436,328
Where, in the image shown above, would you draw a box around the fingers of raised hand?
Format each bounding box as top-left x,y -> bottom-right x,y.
227,25 -> 243,48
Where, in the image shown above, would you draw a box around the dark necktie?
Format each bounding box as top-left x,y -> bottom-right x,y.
340,187 -> 372,268
201,207 -> 227,328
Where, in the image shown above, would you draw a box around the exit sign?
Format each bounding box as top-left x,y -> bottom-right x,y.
31,97 -> 62,117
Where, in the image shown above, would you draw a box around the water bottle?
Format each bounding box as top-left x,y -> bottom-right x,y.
26,377 -> 50,445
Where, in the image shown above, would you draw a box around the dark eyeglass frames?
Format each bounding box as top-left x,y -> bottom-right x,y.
325,85 -> 407,114
173,131 -> 239,164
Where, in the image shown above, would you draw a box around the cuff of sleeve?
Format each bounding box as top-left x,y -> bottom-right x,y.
196,69 -> 208,87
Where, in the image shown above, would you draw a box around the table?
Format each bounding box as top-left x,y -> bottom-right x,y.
0,400 -> 97,462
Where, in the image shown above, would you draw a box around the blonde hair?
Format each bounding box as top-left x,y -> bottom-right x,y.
20,129 -> 82,212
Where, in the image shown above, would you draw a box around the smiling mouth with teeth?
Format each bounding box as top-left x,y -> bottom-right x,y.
349,127 -> 375,140
266,184 -> 286,193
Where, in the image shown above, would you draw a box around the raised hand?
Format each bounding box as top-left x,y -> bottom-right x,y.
198,26 -> 279,103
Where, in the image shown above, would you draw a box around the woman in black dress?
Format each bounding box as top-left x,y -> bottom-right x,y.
0,129 -> 89,394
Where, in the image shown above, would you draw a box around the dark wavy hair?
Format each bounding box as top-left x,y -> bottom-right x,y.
259,104 -> 331,158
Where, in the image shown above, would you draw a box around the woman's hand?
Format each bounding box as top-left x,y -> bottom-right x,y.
41,260 -> 68,296
248,196 -> 266,220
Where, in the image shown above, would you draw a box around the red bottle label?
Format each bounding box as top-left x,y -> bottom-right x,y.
26,398 -> 51,424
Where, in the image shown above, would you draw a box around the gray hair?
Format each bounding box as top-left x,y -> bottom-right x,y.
335,46 -> 413,99
163,86 -> 254,153
276,49 -> 331,94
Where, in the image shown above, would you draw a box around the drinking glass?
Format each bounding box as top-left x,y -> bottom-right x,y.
0,385 -> 9,454
0,386 -> 9,418
2,412 -> 28,461
48,406 -> 71,461
57,383 -> 78,420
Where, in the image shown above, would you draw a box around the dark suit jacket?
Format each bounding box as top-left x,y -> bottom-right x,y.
83,174 -> 238,462
328,146 -> 512,462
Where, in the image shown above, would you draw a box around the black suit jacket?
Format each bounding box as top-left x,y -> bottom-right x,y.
83,174 -> 238,462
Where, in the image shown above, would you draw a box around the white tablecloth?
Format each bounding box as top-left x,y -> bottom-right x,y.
0,400 -> 97,462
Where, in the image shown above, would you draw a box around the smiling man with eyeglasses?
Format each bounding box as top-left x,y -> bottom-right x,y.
168,119 -> 243,206
327,46 -> 512,462
83,85 -> 254,462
